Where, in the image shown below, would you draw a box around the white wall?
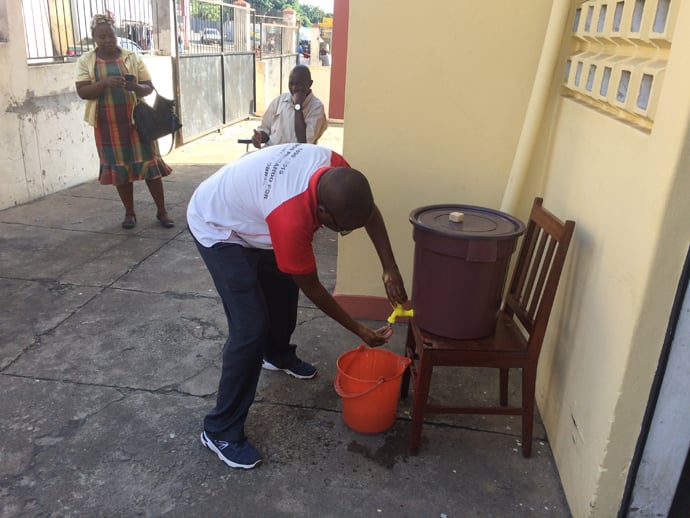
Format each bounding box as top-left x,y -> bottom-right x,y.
628,268 -> 690,516
0,0 -> 172,211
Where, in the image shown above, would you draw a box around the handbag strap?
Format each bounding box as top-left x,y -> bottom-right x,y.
132,86 -> 177,155
152,87 -> 177,155
134,85 -> 160,104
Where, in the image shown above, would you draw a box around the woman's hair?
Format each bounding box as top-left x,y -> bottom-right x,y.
90,11 -> 116,32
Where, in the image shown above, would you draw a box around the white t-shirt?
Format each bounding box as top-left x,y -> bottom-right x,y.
187,143 -> 349,274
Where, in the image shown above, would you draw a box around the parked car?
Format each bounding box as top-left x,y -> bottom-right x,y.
66,37 -> 93,56
201,28 -> 221,45
117,37 -> 147,53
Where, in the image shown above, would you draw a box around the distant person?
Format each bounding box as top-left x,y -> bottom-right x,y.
319,46 -> 331,66
297,42 -> 304,64
187,143 -> 408,469
250,65 -> 327,149
74,12 -> 174,229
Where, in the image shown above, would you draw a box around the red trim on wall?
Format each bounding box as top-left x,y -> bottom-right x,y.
328,0 -> 348,120
333,294 -> 391,320
333,294 -> 413,325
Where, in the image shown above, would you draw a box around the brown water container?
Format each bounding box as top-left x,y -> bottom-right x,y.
409,204 -> 526,339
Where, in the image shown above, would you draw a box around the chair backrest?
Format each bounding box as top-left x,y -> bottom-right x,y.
503,197 -> 576,351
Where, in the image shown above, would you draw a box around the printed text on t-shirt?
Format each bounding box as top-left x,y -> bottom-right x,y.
262,144 -> 304,199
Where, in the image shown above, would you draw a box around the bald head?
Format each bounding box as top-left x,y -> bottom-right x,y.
317,167 -> 374,231
289,65 -> 313,97
290,64 -> 312,82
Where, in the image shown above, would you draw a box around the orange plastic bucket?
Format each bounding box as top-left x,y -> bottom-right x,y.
334,344 -> 412,434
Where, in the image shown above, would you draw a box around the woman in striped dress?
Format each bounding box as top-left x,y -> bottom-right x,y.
75,12 -> 174,229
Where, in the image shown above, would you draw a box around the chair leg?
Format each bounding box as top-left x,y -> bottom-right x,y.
499,368 -> 509,406
521,366 -> 536,457
409,346 -> 433,455
401,364 -> 411,399
400,325 -> 414,399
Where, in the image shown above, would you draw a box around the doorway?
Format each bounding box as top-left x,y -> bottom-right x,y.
622,246 -> 690,516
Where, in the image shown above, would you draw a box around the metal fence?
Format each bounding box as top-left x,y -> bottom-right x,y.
177,2 -> 253,55
257,23 -> 296,60
20,0 -> 298,64
176,2 -> 297,58
22,0 -> 155,65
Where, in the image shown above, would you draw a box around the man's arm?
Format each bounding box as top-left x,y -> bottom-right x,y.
292,270 -> 392,347
303,98 -> 328,144
365,204 -> 408,305
252,97 -> 277,148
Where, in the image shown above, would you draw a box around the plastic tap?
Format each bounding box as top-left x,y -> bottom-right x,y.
386,304 -> 414,326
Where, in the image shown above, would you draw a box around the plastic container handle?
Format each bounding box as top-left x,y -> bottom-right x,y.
334,373 -> 386,399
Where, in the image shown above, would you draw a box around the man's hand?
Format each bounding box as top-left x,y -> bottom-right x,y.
251,129 -> 268,149
383,267 -> 407,306
292,91 -> 307,106
358,324 -> 394,347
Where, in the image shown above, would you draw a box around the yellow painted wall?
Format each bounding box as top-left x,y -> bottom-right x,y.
339,0 -> 553,298
534,2 -> 690,514
342,0 -> 690,516
535,100 -> 665,517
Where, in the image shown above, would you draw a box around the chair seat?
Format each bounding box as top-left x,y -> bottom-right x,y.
416,313 -> 528,354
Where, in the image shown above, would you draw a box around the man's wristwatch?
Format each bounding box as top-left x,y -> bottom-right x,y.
294,104 -> 301,111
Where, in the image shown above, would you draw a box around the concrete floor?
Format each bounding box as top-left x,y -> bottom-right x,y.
0,120 -> 571,517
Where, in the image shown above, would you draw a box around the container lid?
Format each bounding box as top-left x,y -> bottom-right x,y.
409,204 -> 526,240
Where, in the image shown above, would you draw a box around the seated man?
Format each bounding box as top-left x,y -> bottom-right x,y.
250,65 -> 327,149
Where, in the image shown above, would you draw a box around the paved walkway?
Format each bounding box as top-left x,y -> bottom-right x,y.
0,120 -> 571,517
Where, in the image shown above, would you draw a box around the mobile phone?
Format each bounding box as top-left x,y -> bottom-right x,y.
124,74 -> 135,82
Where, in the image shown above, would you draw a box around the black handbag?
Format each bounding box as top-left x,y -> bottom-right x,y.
133,90 -> 182,142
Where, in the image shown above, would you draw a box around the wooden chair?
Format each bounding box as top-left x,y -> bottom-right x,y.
401,197 -> 575,457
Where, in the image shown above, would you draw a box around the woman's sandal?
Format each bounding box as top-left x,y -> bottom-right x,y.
122,213 -> 137,229
156,211 -> 175,228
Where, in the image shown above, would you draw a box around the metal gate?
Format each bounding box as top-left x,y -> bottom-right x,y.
174,1 -> 257,144
176,52 -> 255,143
174,1 -> 299,145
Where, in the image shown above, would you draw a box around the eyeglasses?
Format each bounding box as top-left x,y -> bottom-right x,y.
318,180 -> 352,236
330,212 -> 352,236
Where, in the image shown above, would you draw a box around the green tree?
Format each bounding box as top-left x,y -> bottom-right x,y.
248,0 -> 327,26
300,4 -> 326,24
251,0 -> 279,12
190,0 -> 220,21
252,0 -> 295,16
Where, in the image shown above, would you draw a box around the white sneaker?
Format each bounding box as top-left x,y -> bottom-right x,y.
261,358 -> 317,379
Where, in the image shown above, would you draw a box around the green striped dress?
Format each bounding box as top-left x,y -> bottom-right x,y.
94,56 -> 172,185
